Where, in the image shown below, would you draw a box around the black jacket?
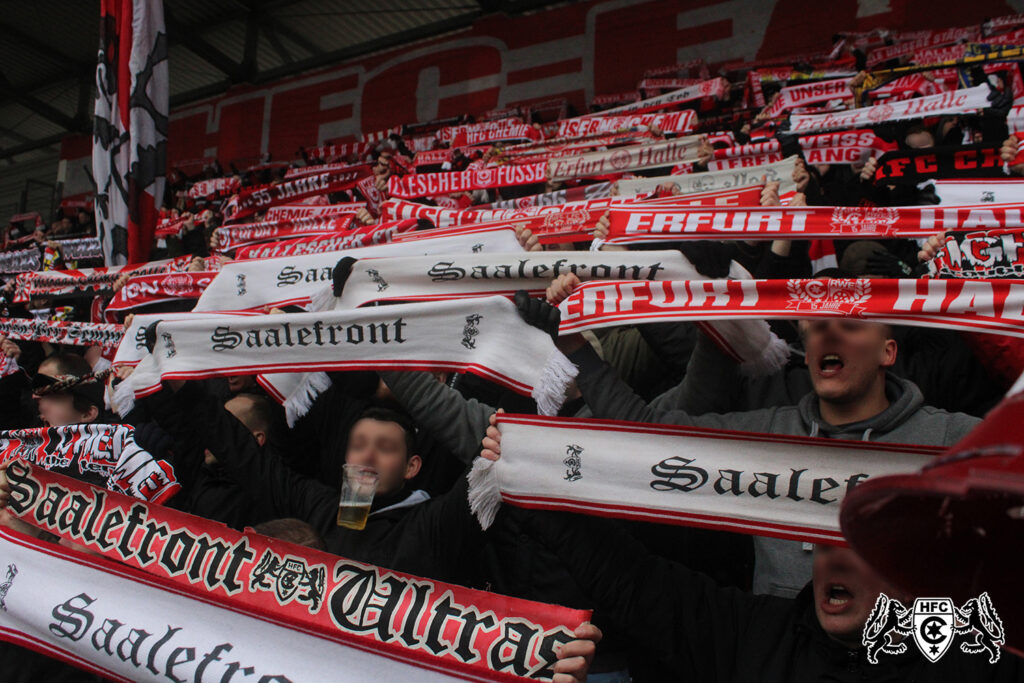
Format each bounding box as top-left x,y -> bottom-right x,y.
534,510 -> 1024,682
147,382 -> 485,586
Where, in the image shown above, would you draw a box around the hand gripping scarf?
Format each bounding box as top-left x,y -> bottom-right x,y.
0,465 -> 588,682
557,277 -> 1024,339
468,414 -> 940,544
192,227 -> 524,313
114,296 -> 578,418
329,251 -> 789,377
0,424 -> 179,503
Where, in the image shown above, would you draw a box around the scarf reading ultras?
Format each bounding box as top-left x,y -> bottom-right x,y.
0,464 -> 588,682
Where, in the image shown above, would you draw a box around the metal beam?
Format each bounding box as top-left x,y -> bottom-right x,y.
262,22 -> 294,65
0,19 -> 90,71
268,20 -> 324,57
0,75 -> 82,132
165,6 -> 244,79
0,133 -> 65,162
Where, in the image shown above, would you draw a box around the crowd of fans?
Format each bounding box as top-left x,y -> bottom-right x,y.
4,18 -> 1024,682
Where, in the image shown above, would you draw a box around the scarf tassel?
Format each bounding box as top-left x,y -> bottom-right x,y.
532,349 -> 578,416
468,457 -> 501,530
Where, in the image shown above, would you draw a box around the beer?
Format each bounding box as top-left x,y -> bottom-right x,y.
337,502 -> 371,530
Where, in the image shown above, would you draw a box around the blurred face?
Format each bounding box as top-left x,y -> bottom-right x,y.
813,545 -> 908,647
226,375 -> 256,393
905,130 -> 934,149
801,320 -> 896,405
345,418 -> 420,496
36,393 -> 93,427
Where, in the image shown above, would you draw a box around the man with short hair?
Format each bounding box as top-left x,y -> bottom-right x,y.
540,273 -> 981,597
144,381 -> 484,585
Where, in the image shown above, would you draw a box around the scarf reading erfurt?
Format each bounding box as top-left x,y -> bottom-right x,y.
0,424 -> 179,503
114,296 -> 577,418
468,414 -> 939,544
0,464 -> 588,682
193,227 -> 523,313
557,277 -> 1024,339
223,165 -> 372,221
214,215 -> 356,253
601,203 -> 1024,244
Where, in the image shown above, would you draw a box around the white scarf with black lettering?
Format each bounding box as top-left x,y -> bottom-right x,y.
114,296 -> 577,419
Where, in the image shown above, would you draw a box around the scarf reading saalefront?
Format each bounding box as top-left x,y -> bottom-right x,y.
0,465 -> 589,682
193,227 -> 523,313
468,415 -> 939,544
115,296 -> 577,418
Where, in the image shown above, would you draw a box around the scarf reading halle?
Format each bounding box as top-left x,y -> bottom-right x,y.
0,424 -> 179,503
114,296 -> 578,418
0,465 -> 588,682
557,278 -> 1024,339
468,414 -> 939,544
601,203 -> 1024,244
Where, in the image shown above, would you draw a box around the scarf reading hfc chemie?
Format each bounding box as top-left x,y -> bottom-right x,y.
329,251 -> 789,377
193,227 -> 523,313
0,424 -> 179,503
233,219 -> 420,260
600,203 -> 1024,245
467,415 -> 940,544
0,465 -> 589,682
114,296 -> 577,418
556,278 -> 1024,339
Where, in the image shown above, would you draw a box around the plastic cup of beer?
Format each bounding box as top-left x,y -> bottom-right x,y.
337,464 -> 378,530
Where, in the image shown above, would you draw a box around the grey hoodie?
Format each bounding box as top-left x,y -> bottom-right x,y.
570,343 -> 981,596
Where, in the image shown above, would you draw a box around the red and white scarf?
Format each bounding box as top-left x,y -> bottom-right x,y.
215,215 -> 356,253
0,424 -> 179,503
104,271 -> 216,320
329,251 -> 790,376
114,296 -> 577,417
283,161 -> 365,180
233,219 -> 420,260
223,166 -> 371,221
788,85 -> 991,133
555,111 -> 696,138
263,201 -> 365,222
193,227 -> 523,313
482,182 -> 613,210
557,277 -> 1024,339
387,163 -> 547,199
547,136 -> 702,182
0,465 -> 588,682
615,155 -> 798,197
928,179 -> 1024,205
0,317 -> 123,349
13,255 -> 199,302
601,203 -> 1024,245
445,120 -> 542,148
763,78 -> 854,118
468,414 -> 939,544
187,175 -> 239,198
589,77 -> 728,115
